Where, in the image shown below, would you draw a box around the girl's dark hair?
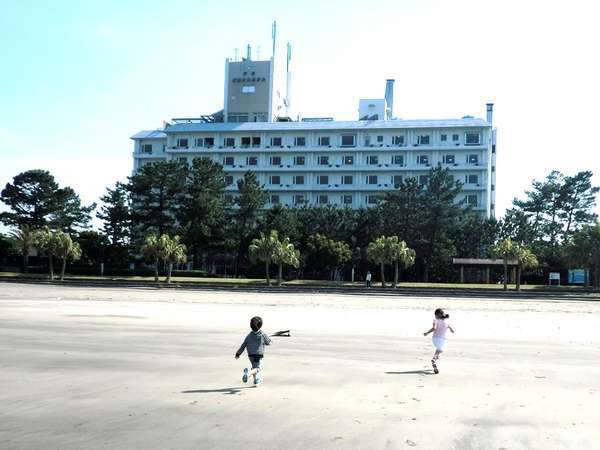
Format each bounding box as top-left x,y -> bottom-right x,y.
434,308 -> 450,319
250,316 -> 263,331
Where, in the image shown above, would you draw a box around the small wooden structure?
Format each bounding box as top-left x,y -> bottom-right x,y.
452,258 -> 519,284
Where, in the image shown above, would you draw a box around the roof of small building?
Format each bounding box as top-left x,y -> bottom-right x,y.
130,130 -> 167,139
162,117 -> 489,134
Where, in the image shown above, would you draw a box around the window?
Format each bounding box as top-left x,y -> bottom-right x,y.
417,135 -> 430,145
444,154 -> 455,164
466,174 -> 479,184
271,137 -> 282,147
392,155 -> 404,166
491,184 -> 495,191
367,155 -> 379,165
466,195 -> 478,206
342,175 -> 353,185
178,157 -> 187,164
441,134 -> 447,142
318,195 -> 329,205
492,165 -> 496,172
241,137 -> 251,147
318,136 -> 330,146
294,194 -> 305,205
246,156 -> 258,166
452,134 -> 460,142
142,144 -> 152,153
417,155 -> 429,165
252,137 -> 261,147
162,144 -> 166,152
467,154 -> 479,165
366,195 -> 379,205
270,156 -> 282,165
317,175 -> 329,185
419,175 -> 430,186
294,156 -> 305,165
224,138 -> 235,147
204,137 -> 214,147
377,135 -> 384,143
293,175 -> 305,185
341,134 -> 356,147
343,195 -> 353,205
392,175 -> 403,186
253,113 -> 267,122
318,156 -> 329,165
242,85 -> 255,93
270,175 -> 281,185
294,136 -> 306,147
224,175 -> 234,186
223,156 -> 234,166
193,138 -> 203,148
393,136 -> 405,146
176,138 -> 188,148
270,195 -> 280,205
343,155 -> 354,165
465,132 -> 481,145
366,175 -> 378,185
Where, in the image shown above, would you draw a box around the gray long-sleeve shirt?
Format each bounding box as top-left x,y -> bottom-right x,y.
237,330 -> 271,356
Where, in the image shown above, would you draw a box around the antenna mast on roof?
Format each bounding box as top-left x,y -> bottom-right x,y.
285,42 -> 292,117
271,21 -> 277,59
234,48 -> 238,61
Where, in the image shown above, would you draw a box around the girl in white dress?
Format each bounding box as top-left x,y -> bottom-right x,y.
423,308 -> 454,374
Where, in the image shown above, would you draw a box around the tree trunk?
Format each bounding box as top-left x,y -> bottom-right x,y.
60,257 -> 67,281
48,252 -> 54,281
154,257 -> 159,282
380,262 -> 386,288
277,263 -> 283,286
166,261 -> 173,283
393,260 -> 398,288
503,257 -> 508,291
22,251 -> 29,273
265,261 -> 271,286
516,265 -> 522,291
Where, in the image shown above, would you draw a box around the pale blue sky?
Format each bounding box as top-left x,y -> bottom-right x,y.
1,0 -> 599,228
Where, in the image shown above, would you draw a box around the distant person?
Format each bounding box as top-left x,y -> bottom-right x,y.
423,308 -> 454,374
235,316 -> 271,386
365,271 -> 372,288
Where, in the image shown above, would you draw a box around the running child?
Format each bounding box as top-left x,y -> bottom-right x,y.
235,316 -> 271,386
423,308 -> 454,374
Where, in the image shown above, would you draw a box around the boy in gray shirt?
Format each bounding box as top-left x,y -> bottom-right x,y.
235,316 -> 271,385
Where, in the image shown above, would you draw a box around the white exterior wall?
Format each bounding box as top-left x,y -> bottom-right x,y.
132,122 -> 494,217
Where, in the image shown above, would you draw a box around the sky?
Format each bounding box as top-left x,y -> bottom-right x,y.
1,0 -> 599,231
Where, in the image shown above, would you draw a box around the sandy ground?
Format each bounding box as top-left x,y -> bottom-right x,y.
0,283 -> 599,450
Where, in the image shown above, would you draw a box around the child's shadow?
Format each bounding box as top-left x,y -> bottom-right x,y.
385,369 -> 435,375
181,387 -> 254,395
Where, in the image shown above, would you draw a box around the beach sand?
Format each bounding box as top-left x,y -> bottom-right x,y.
1,282 -> 599,449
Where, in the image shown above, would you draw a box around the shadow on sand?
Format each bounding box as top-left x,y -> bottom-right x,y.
385,369 -> 435,375
181,387 -> 254,395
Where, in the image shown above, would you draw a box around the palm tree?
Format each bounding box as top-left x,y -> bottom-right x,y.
387,236 -> 416,288
272,236 -> 300,286
367,236 -> 390,287
158,234 -> 187,283
33,227 -> 59,280
54,232 -> 82,281
515,245 -> 538,291
142,235 -> 161,282
249,230 -> 280,286
490,238 -> 519,290
9,225 -> 35,273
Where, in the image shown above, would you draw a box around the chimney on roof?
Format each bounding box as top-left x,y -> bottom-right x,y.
486,103 -> 494,125
246,44 -> 252,61
385,79 -> 395,120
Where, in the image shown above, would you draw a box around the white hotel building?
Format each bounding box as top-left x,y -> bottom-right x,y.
131,43 -> 497,217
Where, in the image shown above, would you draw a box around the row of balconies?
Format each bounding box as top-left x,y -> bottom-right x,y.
164,142 -> 486,152
223,183 -> 487,191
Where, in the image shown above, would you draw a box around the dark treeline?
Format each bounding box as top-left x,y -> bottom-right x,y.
1,163 -> 599,285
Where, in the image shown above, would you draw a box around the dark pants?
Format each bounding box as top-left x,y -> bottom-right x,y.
248,354 -> 263,369
366,280 -> 371,288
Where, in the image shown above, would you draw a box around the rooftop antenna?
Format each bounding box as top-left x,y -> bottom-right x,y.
246,44 -> 252,61
271,21 -> 277,59
285,42 -> 292,117
234,48 -> 238,62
